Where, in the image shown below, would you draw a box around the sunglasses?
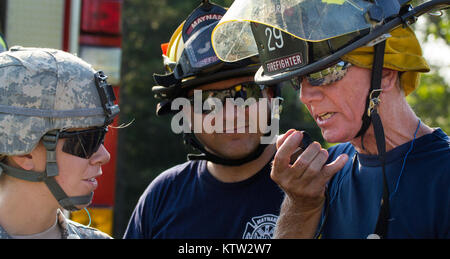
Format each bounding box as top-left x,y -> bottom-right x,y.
188,82 -> 266,114
291,61 -> 352,89
59,127 -> 108,159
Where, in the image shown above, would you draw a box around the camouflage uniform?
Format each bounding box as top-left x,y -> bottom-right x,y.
0,210 -> 111,239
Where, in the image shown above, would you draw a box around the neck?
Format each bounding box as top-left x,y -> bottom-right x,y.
207,144 -> 276,183
0,175 -> 59,236
351,101 -> 433,155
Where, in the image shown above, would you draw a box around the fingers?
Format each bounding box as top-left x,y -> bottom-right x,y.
273,131 -> 304,172
272,138 -> 349,199
321,154 -> 348,184
291,141 -> 322,168
276,129 -> 296,149
293,144 -> 328,176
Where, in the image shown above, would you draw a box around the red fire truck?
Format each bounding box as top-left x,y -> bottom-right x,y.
1,0 -> 122,236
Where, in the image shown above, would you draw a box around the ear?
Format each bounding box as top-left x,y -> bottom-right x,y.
9,154 -> 35,171
381,69 -> 399,92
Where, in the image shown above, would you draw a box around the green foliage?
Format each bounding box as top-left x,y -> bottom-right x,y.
407,72 -> 450,133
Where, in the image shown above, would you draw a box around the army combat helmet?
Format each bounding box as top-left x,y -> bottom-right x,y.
0,47 -> 119,211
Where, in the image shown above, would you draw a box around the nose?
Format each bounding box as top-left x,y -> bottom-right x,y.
222,101 -> 252,129
89,144 -> 110,166
299,80 -> 324,105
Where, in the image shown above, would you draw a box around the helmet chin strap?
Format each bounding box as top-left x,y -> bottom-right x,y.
352,40 -> 391,239
185,132 -> 269,166
0,130 -> 94,211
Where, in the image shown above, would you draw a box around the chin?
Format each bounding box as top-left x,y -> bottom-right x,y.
219,141 -> 261,160
322,129 -> 346,144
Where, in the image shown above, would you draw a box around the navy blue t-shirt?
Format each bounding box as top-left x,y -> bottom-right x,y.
321,128 -> 450,238
124,160 -> 284,239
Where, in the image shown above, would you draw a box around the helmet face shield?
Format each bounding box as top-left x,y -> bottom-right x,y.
212,0 -> 375,63
212,0 -> 447,85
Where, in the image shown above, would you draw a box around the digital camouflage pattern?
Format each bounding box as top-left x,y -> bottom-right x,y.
0,209 -> 111,239
0,47 -> 106,156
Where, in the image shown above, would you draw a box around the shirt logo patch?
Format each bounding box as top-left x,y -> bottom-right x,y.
242,214 -> 278,239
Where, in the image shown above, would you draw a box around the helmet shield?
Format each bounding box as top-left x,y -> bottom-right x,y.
212,0 -> 375,63
213,0 -> 447,85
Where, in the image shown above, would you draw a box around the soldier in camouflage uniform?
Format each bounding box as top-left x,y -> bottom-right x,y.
0,47 -> 119,239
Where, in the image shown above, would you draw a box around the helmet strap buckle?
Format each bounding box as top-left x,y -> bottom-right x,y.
42,130 -> 59,177
367,89 -> 383,117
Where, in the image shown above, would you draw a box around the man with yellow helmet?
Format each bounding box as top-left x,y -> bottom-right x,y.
124,0 -> 284,238
212,0 -> 450,238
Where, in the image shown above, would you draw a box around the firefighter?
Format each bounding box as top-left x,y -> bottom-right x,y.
124,0 -> 285,239
0,47 -> 119,239
212,0 -> 450,238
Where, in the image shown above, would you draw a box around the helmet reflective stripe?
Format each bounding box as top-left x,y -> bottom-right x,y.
0,34 -> 7,52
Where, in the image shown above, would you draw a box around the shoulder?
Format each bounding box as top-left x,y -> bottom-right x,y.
411,128 -> 450,167
0,225 -> 11,239
152,160 -> 200,184
135,160 -> 202,206
58,210 -> 112,239
65,219 -> 112,239
144,160 -> 202,193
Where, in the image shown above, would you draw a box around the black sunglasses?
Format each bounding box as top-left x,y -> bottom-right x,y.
59,127 -> 108,159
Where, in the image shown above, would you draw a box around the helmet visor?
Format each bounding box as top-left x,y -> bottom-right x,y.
212,0 -> 375,63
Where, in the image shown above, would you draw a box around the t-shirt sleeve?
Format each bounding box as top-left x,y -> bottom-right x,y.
123,187 -> 153,239
122,163 -> 189,239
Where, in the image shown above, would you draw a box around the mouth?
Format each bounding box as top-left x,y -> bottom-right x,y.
82,173 -> 102,190
318,112 -> 334,120
84,177 -> 98,182
224,125 -> 249,134
316,112 -> 335,124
